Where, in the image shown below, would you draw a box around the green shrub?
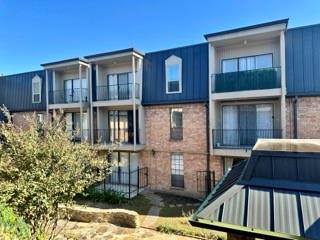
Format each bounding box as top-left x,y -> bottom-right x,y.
77,186 -> 126,204
0,203 -> 31,240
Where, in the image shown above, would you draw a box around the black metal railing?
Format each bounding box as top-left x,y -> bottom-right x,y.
94,128 -> 139,144
170,127 -> 183,140
96,83 -> 140,101
196,171 -> 215,196
94,167 -> 148,199
212,67 -> 281,93
66,129 -> 90,143
49,88 -> 89,104
212,129 -> 282,148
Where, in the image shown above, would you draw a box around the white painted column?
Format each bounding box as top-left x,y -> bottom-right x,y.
132,56 -> 137,150
45,70 -> 49,118
87,65 -> 94,144
208,43 -> 216,154
280,30 -> 286,138
137,58 -> 145,144
79,64 -> 83,138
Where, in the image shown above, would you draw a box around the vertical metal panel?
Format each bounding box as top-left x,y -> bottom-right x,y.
0,70 -> 46,112
222,188 -> 245,225
300,192 -> 320,239
274,190 -> 300,236
286,24 -> 320,95
247,187 -> 270,230
142,43 -> 208,105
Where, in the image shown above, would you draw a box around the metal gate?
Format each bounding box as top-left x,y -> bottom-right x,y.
196,171 -> 215,196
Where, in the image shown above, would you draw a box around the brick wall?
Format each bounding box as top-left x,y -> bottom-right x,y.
286,96 -> 320,139
140,103 -> 223,198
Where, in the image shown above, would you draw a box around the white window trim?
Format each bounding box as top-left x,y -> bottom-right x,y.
32,75 -> 42,103
165,55 -> 182,94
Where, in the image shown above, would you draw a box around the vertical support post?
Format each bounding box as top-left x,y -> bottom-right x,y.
45,70 -> 49,118
88,65 -> 94,144
79,64 -> 83,139
208,43 -> 215,155
132,55 -> 137,150
128,152 -> 131,199
137,166 -> 140,194
280,30 -> 286,138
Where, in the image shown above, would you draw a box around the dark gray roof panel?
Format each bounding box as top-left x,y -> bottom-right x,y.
84,48 -> 144,59
204,19 -> 288,39
0,70 -> 47,112
286,24 -> 320,96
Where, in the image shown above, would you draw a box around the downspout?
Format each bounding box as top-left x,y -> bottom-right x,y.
205,102 -> 211,193
293,96 -> 298,139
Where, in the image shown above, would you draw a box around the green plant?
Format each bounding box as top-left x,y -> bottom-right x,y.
77,186 -> 126,204
0,107 -> 111,239
0,203 -> 31,240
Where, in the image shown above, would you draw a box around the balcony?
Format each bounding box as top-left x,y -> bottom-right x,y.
66,129 -> 90,143
49,88 -> 89,104
212,129 -> 282,149
212,68 -> 281,93
96,83 -> 140,101
94,128 -> 139,145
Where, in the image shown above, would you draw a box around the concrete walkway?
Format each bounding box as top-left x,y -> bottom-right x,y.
141,190 -> 164,228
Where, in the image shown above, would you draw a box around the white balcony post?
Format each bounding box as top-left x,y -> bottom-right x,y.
132,55 -> 137,150
87,65 -> 93,144
45,69 -> 49,118
208,43 -> 216,154
280,30 -> 286,138
79,64 -> 83,138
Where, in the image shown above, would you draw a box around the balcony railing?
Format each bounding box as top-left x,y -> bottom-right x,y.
96,83 -> 140,101
212,129 -> 282,149
212,67 -> 281,93
66,129 -> 90,143
49,88 -> 89,104
94,128 -> 139,145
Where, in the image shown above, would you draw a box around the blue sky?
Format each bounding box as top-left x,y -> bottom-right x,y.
1,0 -> 319,75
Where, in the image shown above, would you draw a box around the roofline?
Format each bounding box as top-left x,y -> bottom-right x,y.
41,57 -> 88,67
145,42 -> 208,55
0,69 -> 44,78
204,18 -> 289,39
189,219 -> 302,240
84,48 -> 144,59
288,22 -> 320,31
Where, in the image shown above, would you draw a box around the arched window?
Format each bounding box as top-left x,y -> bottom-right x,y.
32,75 -> 42,103
165,55 -> 182,94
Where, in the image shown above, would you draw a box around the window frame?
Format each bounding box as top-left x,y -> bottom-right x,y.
165,55 -> 182,94
221,53 -> 273,73
170,108 -> 183,140
171,153 -> 184,188
32,75 -> 42,103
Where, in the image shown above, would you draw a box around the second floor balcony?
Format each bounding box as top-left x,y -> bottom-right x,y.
94,128 -> 139,145
96,83 -> 140,102
212,129 -> 282,149
49,88 -> 89,104
212,67 -> 281,93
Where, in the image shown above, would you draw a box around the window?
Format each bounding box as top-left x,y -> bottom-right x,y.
170,108 -> 183,140
64,78 -> 88,103
32,75 -> 42,103
165,55 -> 182,93
171,154 -> 184,188
221,54 -> 273,73
106,72 -> 133,100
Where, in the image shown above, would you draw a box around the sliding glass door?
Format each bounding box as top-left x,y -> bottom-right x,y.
222,103 -> 274,146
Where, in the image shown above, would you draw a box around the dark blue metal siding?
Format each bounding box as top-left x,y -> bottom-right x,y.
286,24 -> 320,96
0,70 -> 47,112
142,43 -> 209,105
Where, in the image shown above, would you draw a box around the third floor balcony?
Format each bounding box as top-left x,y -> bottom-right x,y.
212,67 -> 281,93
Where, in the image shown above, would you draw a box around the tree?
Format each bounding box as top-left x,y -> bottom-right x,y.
0,107 -> 109,239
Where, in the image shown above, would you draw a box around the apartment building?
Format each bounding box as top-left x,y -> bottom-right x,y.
0,19 -> 320,198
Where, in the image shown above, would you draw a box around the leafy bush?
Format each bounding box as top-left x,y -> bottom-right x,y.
0,203 -> 31,240
77,186 -> 126,204
0,107 -> 110,238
